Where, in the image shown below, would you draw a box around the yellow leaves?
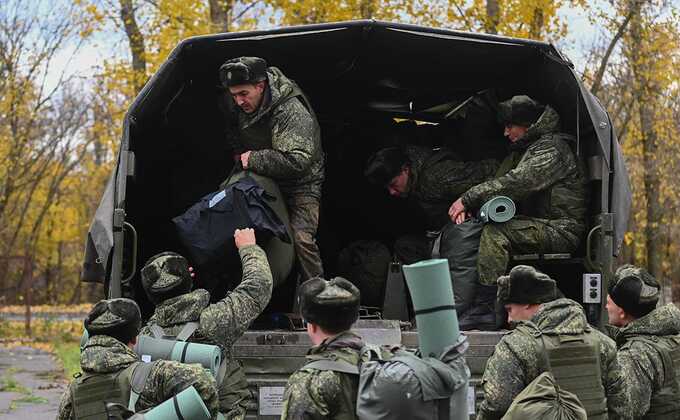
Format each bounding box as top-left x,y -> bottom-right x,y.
624,231 -> 634,246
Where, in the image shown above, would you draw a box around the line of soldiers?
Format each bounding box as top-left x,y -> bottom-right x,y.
279,264 -> 680,420
57,258 -> 680,419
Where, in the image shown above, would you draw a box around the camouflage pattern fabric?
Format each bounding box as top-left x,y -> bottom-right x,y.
476,216 -> 580,285
139,244 -> 273,419
460,105 -> 588,285
227,67 -> 324,199
610,303 -> 680,418
287,193 -> 323,280
405,146 -> 498,229
477,298 -> 630,420
281,331 -> 364,420
57,335 -> 219,420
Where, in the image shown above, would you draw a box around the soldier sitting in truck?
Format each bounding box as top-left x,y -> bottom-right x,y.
57,298 -> 219,420
606,265 -> 680,419
139,228 -> 272,420
449,95 -> 588,329
219,56 -> 325,281
477,265 -> 629,420
281,277 -> 363,420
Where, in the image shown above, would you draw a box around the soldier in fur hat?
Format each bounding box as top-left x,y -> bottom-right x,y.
476,265 -> 629,420
606,265 -> 680,418
219,56 -> 325,281
281,277 -> 363,420
57,298 -> 219,420
139,228 -> 273,420
448,95 -> 588,329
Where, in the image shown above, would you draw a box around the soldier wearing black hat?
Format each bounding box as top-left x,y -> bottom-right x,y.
447,94 -> 588,330
219,56 -> 325,281
281,277 -> 363,420
138,228 -> 272,420
57,298 -> 219,420
476,265 -> 629,420
606,264 -> 680,419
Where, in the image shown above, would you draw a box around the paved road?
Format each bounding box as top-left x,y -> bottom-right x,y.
0,346 -> 65,418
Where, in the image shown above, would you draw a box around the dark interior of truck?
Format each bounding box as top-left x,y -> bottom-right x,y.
120,22 -> 605,320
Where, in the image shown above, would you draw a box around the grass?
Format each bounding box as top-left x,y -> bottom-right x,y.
0,371 -> 29,394
52,340 -> 81,379
9,395 -> 48,410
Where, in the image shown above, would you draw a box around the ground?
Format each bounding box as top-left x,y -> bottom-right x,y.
0,346 -> 67,418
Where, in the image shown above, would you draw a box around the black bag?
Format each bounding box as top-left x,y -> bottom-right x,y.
435,220 -> 483,316
172,176 -> 290,267
337,240 -> 391,307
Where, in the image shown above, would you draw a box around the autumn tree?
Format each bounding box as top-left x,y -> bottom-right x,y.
0,0 -> 99,303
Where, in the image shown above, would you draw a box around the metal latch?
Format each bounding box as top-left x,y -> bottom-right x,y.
256,333 -> 298,345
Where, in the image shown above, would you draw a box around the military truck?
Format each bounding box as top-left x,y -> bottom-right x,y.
81,20 -> 631,418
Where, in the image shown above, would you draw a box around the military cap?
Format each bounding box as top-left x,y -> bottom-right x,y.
609,264 -> 659,318
298,277 -> 360,332
85,298 -> 141,338
364,147 -> 409,187
141,251 -> 193,304
497,265 -> 556,305
219,56 -> 268,88
498,95 -> 545,127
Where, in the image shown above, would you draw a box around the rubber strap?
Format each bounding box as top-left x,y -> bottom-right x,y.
173,395 -> 185,420
304,359 -> 360,375
414,305 -> 456,316
180,342 -> 190,363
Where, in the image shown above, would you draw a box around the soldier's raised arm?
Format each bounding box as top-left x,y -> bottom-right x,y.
199,228 -> 273,348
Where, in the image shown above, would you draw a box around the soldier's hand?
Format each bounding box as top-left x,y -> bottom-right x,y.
234,228 -> 256,249
448,198 -> 467,224
240,151 -> 252,169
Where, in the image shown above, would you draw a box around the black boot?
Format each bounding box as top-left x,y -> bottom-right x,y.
458,284 -> 497,331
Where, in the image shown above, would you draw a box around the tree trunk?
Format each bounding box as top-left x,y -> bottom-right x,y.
485,0 -> 499,35
359,0 -> 376,19
629,12 -> 664,287
529,8 -> 544,39
209,0 -> 232,33
119,0 -> 147,93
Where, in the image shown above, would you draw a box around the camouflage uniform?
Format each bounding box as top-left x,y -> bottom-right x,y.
394,146 -> 497,262
610,303 -> 680,418
477,298 -> 629,420
281,331 -> 364,420
227,67 -> 324,279
461,104 -> 588,285
139,245 -> 273,419
57,335 -> 219,420
402,146 -> 498,230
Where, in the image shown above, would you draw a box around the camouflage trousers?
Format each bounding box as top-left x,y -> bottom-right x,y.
478,216 -> 581,285
220,359 -> 251,420
286,194 -> 324,280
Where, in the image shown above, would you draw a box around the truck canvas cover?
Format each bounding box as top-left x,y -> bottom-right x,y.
81,20 -> 631,305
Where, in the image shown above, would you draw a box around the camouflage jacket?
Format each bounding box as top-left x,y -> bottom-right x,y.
477,298 -> 630,420
461,106 -> 588,241
281,331 -> 364,420
406,146 -> 498,229
57,335 -> 218,420
226,67 -> 324,198
139,244 -> 273,362
609,304 -> 680,418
